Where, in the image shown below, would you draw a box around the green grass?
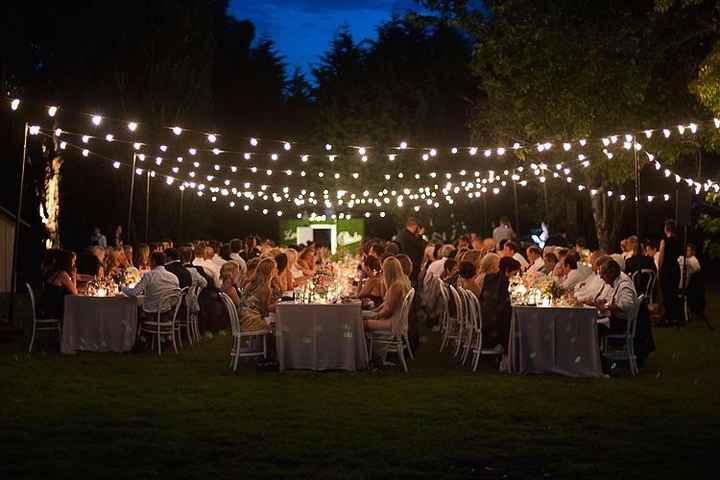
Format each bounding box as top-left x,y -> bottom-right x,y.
2,316 -> 719,479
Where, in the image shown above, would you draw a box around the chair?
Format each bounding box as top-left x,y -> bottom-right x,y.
447,286 -> 466,358
601,294 -> 645,376
176,284 -> 202,346
26,283 -> 62,353
220,292 -> 271,372
459,288 -> 479,365
438,282 -> 455,351
368,288 -> 416,372
467,289 -> 504,372
139,287 -> 186,355
631,269 -> 656,303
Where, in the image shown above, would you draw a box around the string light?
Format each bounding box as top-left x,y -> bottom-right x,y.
82,149 -> 89,157
250,137 -> 259,147
128,121 -> 138,132
29,125 -> 41,135
207,133 -> 217,143
48,106 -> 58,117
283,142 -> 291,151
400,141 -> 408,149
105,134 -> 114,142
92,115 -> 102,126
10,99 -> 20,111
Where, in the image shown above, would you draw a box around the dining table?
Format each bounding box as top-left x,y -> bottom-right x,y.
507,304 -> 604,377
61,294 -> 141,354
274,301 -> 369,372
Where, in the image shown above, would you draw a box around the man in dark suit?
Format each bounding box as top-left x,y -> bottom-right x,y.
164,248 -> 192,289
395,217 -> 425,282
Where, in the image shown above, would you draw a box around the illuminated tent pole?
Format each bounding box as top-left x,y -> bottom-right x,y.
8,123 -> 29,324
126,153 -> 137,244
145,171 -> 151,242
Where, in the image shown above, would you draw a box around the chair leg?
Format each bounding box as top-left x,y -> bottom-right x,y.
171,329 -> 179,354
397,344 -> 408,372
439,331 -> 448,352
28,323 -> 37,353
233,338 -> 241,372
262,335 -> 268,360
405,335 -> 414,360
177,327 -> 184,348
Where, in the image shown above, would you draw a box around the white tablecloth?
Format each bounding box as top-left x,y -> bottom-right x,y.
275,303 -> 369,372
61,296 -> 138,354
508,305 -> 603,377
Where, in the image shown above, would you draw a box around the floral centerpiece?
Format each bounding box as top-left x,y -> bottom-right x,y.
511,272 -> 571,306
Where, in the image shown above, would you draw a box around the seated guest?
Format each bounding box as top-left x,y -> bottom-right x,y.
480,257 -> 521,352
575,253 -> 611,304
122,251 -> 180,314
92,246 -> 107,278
625,236 -> 656,276
559,252 -> 592,290
502,241 -> 529,270
425,244 -> 455,282
209,242 -> 226,270
471,237 -> 484,252
123,245 -> 135,268
526,245 -> 544,273
40,249 -> 62,286
643,239 -> 660,271
553,248 -> 569,276
476,253 -> 500,291
273,253 -> 290,293
39,250 -> 78,321
457,261 -> 482,299
482,238 -> 496,255
242,257 -> 261,290
286,248 -> 306,286
358,256 -> 385,306
442,258 -> 459,286
396,254 -> 413,280
193,243 -> 222,289
418,244 -> 437,285
219,243 -> 233,262
384,241 -> 401,259
135,244 -> 151,271
594,259 -> 637,334
179,246 -> 208,313
364,257 -> 411,335
239,258 -> 278,331
164,248 -> 192,289
678,243 -> 701,289
541,252 -> 558,275
229,238 -> 248,280
297,247 -> 316,277
220,261 -> 242,307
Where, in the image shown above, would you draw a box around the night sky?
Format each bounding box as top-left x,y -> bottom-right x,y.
228,0 -> 421,75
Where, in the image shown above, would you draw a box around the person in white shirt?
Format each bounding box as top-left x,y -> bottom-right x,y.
210,243 -> 226,270
229,238 -> 248,280
90,226 -> 107,248
575,253 -> 610,304
526,245 -> 545,273
502,240 -> 529,270
424,244 -> 455,284
594,258 -> 638,333
492,216 -> 516,250
559,253 -> 592,291
122,251 -> 180,313
193,244 -> 222,289
678,243 -> 701,289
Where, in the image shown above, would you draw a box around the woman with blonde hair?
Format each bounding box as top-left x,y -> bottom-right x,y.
476,253 -> 500,291
285,248 -> 304,287
364,257 -> 411,333
242,257 -> 261,289
297,247 -> 316,277
135,244 -> 151,271
220,261 -> 242,307
239,258 -> 277,332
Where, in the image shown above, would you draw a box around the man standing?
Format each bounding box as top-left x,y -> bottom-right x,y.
395,217 -> 425,281
90,227 -> 107,248
492,217 -> 515,250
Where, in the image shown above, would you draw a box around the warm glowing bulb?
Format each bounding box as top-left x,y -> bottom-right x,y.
113,161 -> 120,169
388,154 -> 396,161
469,147 -> 478,156
82,149 -> 89,157
82,135 -> 90,143
10,99 -> 20,111
47,106 -> 58,117
250,137 -> 258,146
92,115 -> 102,126
563,143 -> 571,151
358,147 -> 366,155
361,155 -> 368,163
188,148 -> 197,155
128,121 -> 138,132
207,133 -> 217,143
54,128 -> 62,137
283,142 -> 291,151
105,134 -> 114,142
451,147 -> 458,154
422,153 -> 429,161
133,142 -> 142,150
172,126 -> 182,135
212,148 -> 221,155
60,141 -> 67,150
244,153 -> 251,160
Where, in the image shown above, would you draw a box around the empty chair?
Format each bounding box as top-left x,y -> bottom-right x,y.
632,269 -> 656,303
26,283 -> 62,353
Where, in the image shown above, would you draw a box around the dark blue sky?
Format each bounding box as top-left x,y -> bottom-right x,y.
228,0 -> 421,75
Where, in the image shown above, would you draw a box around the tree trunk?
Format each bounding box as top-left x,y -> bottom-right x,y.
41,154 -> 62,249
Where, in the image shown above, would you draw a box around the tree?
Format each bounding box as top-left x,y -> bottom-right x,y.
421,0 -> 717,249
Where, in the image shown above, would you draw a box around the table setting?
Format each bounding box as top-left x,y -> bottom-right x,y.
506,272 -> 603,377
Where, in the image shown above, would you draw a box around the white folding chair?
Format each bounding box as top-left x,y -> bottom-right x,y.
139,288 -> 185,355
220,292 -> 270,372
601,294 -> 645,376
26,283 -> 62,353
632,269 -> 656,304
459,288 -> 478,365
368,288 -> 416,372
175,285 -> 199,346
448,286 -> 466,358
468,289 -> 503,371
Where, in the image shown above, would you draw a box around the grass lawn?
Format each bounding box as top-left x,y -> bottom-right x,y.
1,307 -> 719,479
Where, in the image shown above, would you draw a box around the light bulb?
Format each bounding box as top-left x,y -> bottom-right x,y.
128,122 -> 138,132
207,133 -> 217,143
358,147 -> 366,155
484,149 -> 492,157
283,142 -> 291,151
563,143 -> 571,151
138,154 -> 146,161
422,153 -> 429,161
430,148 -> 437,157
497,147 -> 506,156
54,128 -> 62,137
82,135 -> 90,144
663,129 -> 671,138
451,147 -> 458,154
388,154 -> 396,161
92,114 -> 102,126
400,141 -> 408,149
133,142 -> 142,150
250,137 -> 258,146
325,143 -> 332,151
212,148 -> 221,155
188,148 -> 197,155
172,126 -> 182,135
60,141 -> 67,150
82,149 -> 89,157
47,106 -> 58,117
362,155 -> 368,163
271,153 -> 278,161
301,154 -> 309,162
244,153 -> 251,160
10,99 -> 20,111
105,134 -> 114,142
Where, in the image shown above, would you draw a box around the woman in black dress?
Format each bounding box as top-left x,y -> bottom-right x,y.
480,257 -> 522,351
658,220 -> 681,325
39,250 -> 78,321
